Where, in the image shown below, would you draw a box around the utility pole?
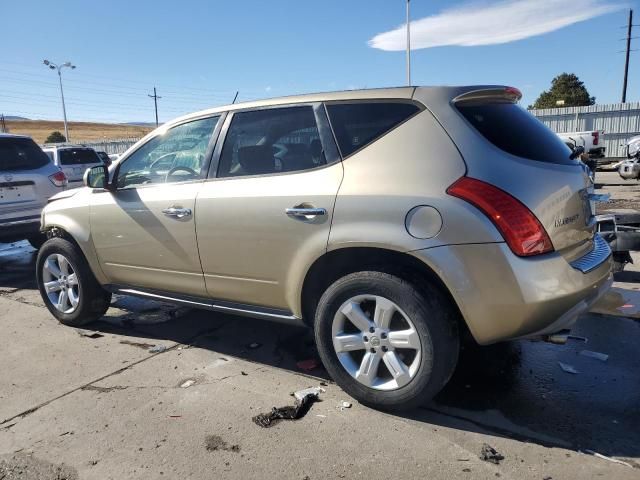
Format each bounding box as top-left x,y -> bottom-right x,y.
622,9 -> 634,103
43,60 -> 75,142
406,0 -> 411,86
148,87 -> 161,127
0,114 -> 6,133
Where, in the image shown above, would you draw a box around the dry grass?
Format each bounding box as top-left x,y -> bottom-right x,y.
4,120 -> 154,144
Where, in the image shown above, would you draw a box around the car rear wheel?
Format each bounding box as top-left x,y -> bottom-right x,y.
36,237 -> 111,326
314,271 -> 459,411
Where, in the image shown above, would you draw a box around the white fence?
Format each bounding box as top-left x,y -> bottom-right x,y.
75,137 -> 142,155
529,102 -> 640,158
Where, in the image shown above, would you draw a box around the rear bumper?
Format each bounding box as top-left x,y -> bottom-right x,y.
411,237 -> 612,345
0,216 -> 41,242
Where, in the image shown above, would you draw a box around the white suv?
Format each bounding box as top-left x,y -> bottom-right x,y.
42,145 -> 103,186
0,134 -> 67,248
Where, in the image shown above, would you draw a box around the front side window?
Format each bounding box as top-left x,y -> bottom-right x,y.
326,102 -> 420,157
217,106 -> 325,178
117,116 -> 219,188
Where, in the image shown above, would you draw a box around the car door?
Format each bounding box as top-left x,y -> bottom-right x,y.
90,114 -> 222,297
195,104 -> 343,311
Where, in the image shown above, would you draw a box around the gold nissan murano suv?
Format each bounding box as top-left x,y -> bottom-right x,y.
36,86 -> 612,410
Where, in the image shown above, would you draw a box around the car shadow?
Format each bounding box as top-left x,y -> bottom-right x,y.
89,307 -> 640,462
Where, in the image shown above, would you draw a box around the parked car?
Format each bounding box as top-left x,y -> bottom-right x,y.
41,144 -> 103,186
557,130 -> 606,158
36,86 -> 612,410
0,134 -> 67,248
95,150 -> 112,166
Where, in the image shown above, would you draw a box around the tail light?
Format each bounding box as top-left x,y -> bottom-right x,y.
591,131 -> 599,146
48,170 -> 67,187
447,177 -> 554,257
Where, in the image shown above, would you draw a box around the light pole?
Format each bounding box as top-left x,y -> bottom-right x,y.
43,59 -> 76,142
406,0 -> 411,86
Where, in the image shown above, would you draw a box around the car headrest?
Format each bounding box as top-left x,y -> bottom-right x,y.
238,145 -> 274,175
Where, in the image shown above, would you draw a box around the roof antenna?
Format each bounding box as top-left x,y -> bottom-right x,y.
232,91 -> 239,104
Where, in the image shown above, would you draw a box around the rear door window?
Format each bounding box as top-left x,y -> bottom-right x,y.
59,148 -> 101,166
0,137 -> 50,171
218,106 -> 326,177
326,102 -> 420,157
456,103 -> 574,164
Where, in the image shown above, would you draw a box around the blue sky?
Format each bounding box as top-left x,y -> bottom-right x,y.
1,0 -> 638,124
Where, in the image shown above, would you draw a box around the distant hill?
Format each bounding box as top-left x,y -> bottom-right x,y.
3,115 -> 29,121
4,120 -> 154,144
124,122 -> 156,127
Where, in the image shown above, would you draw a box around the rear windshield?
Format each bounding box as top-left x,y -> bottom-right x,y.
457,103 -> 574,164
59,148 -> 101,166
326,102 -> 420,157
0,137 -> 50,171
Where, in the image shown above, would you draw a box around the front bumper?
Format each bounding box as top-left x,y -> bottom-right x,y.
411,237 -> 612,345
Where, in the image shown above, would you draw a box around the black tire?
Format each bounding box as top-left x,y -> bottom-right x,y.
27,233 -> 47,250
314,271 -> 459,411
36,237 -> 111,326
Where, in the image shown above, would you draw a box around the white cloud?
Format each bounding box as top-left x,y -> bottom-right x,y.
369,0 -> 624,51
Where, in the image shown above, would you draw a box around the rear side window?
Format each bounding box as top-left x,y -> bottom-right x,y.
59,148 -> 101,165
456,103 -> 574,164
218,106 -> 325,178
0,137 -> 50,171
326,102 -> 420,157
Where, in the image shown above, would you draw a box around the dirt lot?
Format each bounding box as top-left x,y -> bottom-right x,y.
4,120 -> 153,144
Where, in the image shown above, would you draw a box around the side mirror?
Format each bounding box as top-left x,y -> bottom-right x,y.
84,165 -> 109,189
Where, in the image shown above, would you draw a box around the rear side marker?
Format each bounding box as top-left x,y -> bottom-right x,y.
447,177 -> 554,257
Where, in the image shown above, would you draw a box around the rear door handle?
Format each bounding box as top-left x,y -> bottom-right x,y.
285,207 -> 327,218
162,207 -> 192,218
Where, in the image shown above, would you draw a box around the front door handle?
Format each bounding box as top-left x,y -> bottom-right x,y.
285,207 -> 327,218
162,207 -> 192,218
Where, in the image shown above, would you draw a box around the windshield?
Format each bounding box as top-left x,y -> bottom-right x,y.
0,137 -> 50,171
457,103 -> 575,165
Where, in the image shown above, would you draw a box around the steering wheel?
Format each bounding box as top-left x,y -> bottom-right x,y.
165,166 -> 198,182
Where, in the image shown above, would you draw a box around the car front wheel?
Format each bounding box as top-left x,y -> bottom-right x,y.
36,237 -> 111,326
314,271 -> 459,411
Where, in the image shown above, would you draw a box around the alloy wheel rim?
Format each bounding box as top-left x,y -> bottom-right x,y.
331,294 -> 422,391
42,254 -> 80,314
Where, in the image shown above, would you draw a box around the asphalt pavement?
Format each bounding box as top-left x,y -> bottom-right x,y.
0,234 -> 639,479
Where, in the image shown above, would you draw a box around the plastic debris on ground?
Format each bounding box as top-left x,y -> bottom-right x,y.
78,331 -> 104,339
479,443 -> 505,464
579,350 -> 609,362
582,450 -> 633,468
338,401 -> 352,411
253,386 -> 323,428
149,344 -> 168,353
180,379 -> 196,388
558,362 -> 579,374
296,359 -> 320,371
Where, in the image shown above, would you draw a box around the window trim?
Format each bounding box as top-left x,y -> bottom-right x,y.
207,102 -> 341,180
112,112 -> 226,190
323,99 -> 425,160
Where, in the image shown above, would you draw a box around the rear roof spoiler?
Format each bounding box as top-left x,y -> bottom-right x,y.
452,87 -> 522,105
